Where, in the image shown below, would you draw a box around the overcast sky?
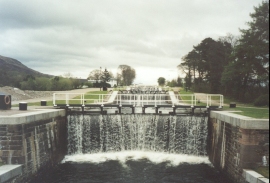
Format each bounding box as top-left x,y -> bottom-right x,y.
0,0 -> 263,85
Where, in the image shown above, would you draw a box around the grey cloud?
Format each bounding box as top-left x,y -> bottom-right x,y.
0,0 -> 263,84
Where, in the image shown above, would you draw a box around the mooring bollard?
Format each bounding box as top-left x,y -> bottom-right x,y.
19,102 -> 27,110
41,100 -> 47,106
230,102 -> 236,108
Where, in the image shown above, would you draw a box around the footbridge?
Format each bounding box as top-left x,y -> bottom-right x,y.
53,89 -> 223,115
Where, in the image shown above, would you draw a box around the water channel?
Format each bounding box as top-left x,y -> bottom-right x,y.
29,89 -> 230,182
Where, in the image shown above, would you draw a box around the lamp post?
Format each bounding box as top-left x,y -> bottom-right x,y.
100,67 -> 102,91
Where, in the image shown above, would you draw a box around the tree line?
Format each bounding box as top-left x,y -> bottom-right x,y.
19,75 -> 88,91
87,65 -> 136,87
178,1 -> 268,106
157,77 -> 183,87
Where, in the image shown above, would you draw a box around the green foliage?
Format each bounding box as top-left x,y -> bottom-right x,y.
35,77 -> 52,90
221,1 -> 269,101
255,166 -> 269,178
157,77 -> 166,86
85,82 -> 93,88
254,94 -> 269,106
192,81 -> 210,93
101,69 -> 111,83
117,65 -> 136,86
19,76 -> 85,91
179,1 -> 269,102
166,77 -> 183,87
180,37 -> 231,93
0,55 -> 52,88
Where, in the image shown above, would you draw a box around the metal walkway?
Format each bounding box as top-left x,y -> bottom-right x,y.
53,91 -> 223,115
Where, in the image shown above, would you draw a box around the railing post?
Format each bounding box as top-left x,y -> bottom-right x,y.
82,94 -> 84,105
155,94 -> 156,107
66,94 -> 69,105
53,93 -> 55,106
207,95 -> 209,107
120,94 -> 122,106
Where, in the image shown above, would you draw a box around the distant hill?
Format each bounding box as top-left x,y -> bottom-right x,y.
0,55 -> 53,87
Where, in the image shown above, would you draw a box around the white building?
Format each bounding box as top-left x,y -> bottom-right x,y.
88,78 -> 117,87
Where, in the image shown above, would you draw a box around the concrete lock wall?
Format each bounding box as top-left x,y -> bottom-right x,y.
0,108 -> 268,183
0,109 -> 67,182
208,111 -> 269,183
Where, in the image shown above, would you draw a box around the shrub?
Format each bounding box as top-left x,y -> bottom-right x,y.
254,94 -> 269,106
244,92 -> 253,103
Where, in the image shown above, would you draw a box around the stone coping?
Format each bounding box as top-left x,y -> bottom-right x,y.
0,165 -> 22,183
0,108 -> 65,125
210,111 -> 269,129
243,169 -> 269,183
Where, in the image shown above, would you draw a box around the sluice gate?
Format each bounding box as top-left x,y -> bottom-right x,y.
53,90 -> 223,115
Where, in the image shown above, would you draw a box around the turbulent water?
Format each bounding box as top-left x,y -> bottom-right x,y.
30,156 -> 228,183
67,114 -> 208,156
28,114 -> 230,183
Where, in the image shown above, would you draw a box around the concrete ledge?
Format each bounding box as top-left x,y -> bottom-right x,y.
210,111 -> 269,129
0,165 -> 22,183
168,91 -> 177,105
0,109 -> 65,125
243,169 -> 269,183
106,91 -> 118,104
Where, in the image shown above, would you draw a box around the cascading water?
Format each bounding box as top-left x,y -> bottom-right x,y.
67,114 -> 208,156
29,114 -> 230,182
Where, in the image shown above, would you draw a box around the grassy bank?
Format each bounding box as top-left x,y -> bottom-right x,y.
11,89 -> 269,119
179,90 -> 269,119
255,166 -> 269,178
12,91 -> 109,107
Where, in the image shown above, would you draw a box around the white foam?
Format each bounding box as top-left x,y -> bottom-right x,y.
62,151 -> 211,166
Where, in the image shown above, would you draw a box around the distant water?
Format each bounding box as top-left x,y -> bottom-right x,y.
29,152 -> 229,183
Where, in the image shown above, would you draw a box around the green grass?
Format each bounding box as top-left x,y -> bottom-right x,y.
179,90 -> 194,95
12,91 -> 109,107
178,90 -> 194,105
54,91 -> 109,105
13,101 -> 54,107
177,90 -> 269,119
254,166 -> 269,178
222,106 -> 269,119
12,89 -> 269,119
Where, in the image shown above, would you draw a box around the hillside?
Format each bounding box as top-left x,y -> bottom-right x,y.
0,55 -> 52,87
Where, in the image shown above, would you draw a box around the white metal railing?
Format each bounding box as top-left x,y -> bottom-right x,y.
53,93 -> 223,108
176,94 -> 223,108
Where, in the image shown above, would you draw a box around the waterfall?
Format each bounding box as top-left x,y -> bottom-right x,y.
67,114 -> 208,156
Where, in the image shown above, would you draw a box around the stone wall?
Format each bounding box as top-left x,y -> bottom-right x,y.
208,111 -> 269,183
0,109 -> 67,182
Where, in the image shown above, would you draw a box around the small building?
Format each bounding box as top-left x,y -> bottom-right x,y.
88,78 -> 117,87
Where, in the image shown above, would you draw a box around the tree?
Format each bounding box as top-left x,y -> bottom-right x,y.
87,69 -> 101,83
167,79 -> 177,87
176,77 -> 183,87
20,74 -> 36,90
221,1 -> 269,101
62,72 -> 73,78
157,77 -> 166,86
178,55 -> 192,89
218,33 -> 240,49
179,38 -> 232,93
117,65 -> 136,86
101,68 -> 111,85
